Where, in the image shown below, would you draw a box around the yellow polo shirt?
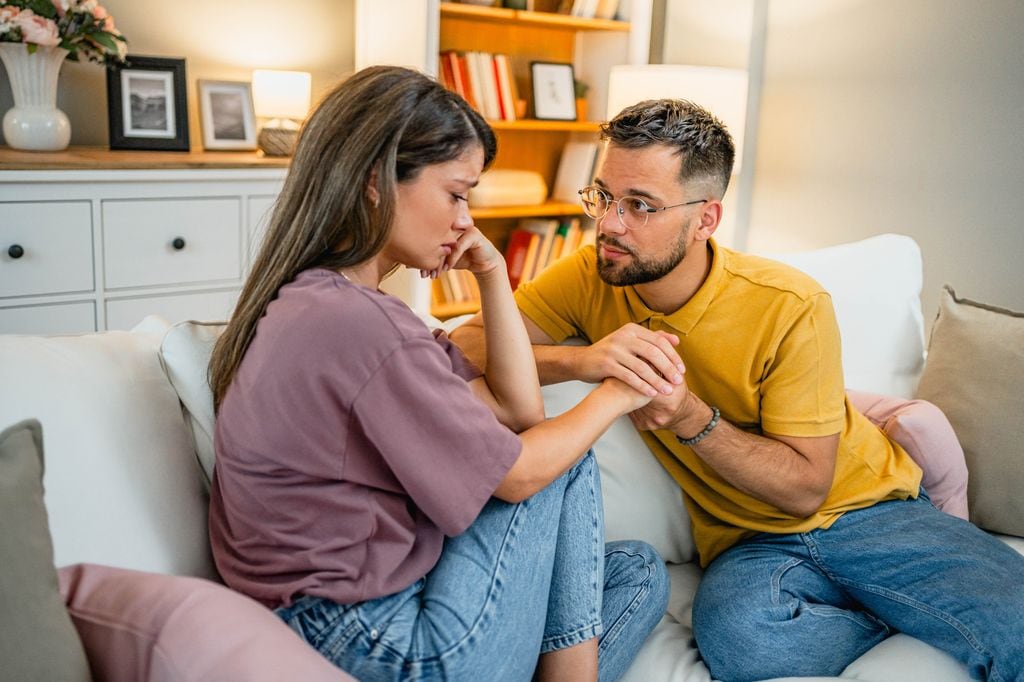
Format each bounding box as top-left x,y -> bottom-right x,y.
516,239 -> 922,566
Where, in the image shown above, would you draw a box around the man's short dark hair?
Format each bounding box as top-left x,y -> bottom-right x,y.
601,99 -> 736,197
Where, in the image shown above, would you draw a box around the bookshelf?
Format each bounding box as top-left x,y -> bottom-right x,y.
355,0 -> 653,318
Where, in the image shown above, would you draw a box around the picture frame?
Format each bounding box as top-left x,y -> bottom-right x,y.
197,80 -> 257,151
106,55 -> 190,151
531,61 -> 577,121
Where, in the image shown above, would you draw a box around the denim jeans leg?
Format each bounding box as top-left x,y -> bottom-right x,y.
692,533 -> 890,682
597,540 -> 670,682
810,495 -> 1024,682
406,451 -> 606,680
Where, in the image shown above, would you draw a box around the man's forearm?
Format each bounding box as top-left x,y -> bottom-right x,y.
671,397 -> 835,518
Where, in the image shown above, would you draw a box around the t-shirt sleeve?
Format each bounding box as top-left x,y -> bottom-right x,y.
514,246 -> 595,343
759,292 -> 847,437
432,329 -> 482,381
352,337 -> 521,536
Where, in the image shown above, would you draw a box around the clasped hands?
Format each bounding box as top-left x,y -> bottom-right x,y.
575,323 -> 702,433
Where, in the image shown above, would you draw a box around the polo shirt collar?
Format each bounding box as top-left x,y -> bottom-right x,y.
623,238 -> 725,336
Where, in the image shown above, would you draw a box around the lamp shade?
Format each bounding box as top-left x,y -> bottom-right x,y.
252,69 -> 312,120
606,64 -> 748,173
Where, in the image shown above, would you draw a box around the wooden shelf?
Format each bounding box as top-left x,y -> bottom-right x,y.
489,119 -> 601,132
440,2 -> 629,32
431,299 -> 481,320
471,201 -> 583,219
0,146 -> 290,171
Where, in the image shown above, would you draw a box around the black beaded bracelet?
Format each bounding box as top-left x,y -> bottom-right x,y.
676,406 -> 721,446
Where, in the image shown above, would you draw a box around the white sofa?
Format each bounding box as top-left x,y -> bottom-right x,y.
2,234 -> 1020,681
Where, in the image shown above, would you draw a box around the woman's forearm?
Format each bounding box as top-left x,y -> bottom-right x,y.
474,265 -> 545,430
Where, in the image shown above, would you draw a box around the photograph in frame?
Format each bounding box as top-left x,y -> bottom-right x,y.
106,55 -> 189,151
531,61 -> 577,121
198,80 -> 257,151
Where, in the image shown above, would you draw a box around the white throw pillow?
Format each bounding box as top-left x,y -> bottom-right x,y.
0,317 -> 216,578
763,234 -> 925,398
159,321 -> 226,485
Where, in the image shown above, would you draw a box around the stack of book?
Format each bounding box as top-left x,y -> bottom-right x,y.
505,217 -> 594,290
439,50 -> 518,121
432,268 -> 481,310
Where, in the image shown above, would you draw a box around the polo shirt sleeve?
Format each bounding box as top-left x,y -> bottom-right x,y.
759,292 -> 847,438
514,247 -> 596,343
351,336 -> 522,537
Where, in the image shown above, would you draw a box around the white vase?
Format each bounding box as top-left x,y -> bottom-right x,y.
0,43 -> 71,152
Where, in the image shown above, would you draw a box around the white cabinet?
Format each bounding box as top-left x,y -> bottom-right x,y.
0,152 -> 286,334
0,201 -> 94,298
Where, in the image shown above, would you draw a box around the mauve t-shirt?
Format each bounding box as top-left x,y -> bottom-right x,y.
209,268 -> 522,608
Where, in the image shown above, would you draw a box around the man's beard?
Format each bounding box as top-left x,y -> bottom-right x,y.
596,233 -> 688,286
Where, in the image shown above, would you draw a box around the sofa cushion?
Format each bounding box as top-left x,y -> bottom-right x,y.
764,234 -> 925,398
0,317 -> 216,578
542,380 -> 696,564
916,286 -> 1024,537
0,419 -> 91,682
59,563 -> 350,682
847,390 -> 968,519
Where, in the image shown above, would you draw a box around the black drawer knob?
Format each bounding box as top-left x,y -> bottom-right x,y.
171,237 -> 186,250
7,244 -> 24,259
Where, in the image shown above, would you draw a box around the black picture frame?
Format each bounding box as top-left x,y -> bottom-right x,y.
531,61 -> 577,121
106,55 -> 190,151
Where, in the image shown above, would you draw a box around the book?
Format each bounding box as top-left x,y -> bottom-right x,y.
519,231 -> 542,285
552,141 -> 599,203
494,54 -> 517,121
504,228 -> 535,290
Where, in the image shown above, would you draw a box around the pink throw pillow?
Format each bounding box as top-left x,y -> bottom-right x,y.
848,390 -> 969,519
58,563 -> 351,682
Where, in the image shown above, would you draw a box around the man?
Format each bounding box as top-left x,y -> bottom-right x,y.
452,99 -> 1024,680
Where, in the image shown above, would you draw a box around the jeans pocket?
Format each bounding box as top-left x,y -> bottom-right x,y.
279,596 -> 364,661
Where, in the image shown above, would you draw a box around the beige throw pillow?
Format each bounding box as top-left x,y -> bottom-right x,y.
0,419 -> 92,681
915,286 -> 1024,537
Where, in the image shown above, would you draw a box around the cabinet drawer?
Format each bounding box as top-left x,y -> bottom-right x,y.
0,301 -> 96,335
105,289 -> 239,331
0,201 -> 94,298
102,198 -> 242,290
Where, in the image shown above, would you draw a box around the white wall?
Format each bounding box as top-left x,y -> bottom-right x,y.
657,0 -> 1024,323
0,0 -> 356,149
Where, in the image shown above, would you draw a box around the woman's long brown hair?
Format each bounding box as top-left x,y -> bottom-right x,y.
209,66 -> 496,412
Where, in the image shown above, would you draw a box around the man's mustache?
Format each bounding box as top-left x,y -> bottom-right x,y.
597,235 -> 636,258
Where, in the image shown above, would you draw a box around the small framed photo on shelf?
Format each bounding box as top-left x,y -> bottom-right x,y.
106,55 -> 189,151
531,61 -> 577,121
197,80 -> 257,151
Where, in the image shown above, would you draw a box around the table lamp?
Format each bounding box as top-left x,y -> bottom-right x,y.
606,64 -> 748,173
252,69 -> 312,157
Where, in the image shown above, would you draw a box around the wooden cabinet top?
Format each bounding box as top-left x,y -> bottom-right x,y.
0,146 -> 290,171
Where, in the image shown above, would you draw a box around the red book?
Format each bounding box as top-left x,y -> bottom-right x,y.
504,228 -> 535,290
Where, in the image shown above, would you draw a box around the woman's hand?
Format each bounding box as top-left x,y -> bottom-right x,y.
596,376 -> 655,415
421,224 -> 503,279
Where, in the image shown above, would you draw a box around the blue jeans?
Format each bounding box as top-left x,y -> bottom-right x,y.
693,491 -> 1024,681
276,453 -> 669,681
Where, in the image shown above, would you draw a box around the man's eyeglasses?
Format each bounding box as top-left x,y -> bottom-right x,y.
578,186 -> 707,230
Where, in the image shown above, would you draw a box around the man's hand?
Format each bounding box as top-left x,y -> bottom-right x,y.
574,323 -> 685,398
628,376 -> 694,432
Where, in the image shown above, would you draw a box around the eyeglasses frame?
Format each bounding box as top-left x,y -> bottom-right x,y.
578,186 -> 707,230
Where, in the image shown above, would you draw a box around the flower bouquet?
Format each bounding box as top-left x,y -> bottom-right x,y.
0,0 -> 127,65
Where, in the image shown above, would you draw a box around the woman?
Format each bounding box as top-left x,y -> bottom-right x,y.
208,65 -> 668,681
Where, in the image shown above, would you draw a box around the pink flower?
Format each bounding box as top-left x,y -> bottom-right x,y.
0,6 -> 21,25
14,9 -> 60,47
51,0 -> 70,17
